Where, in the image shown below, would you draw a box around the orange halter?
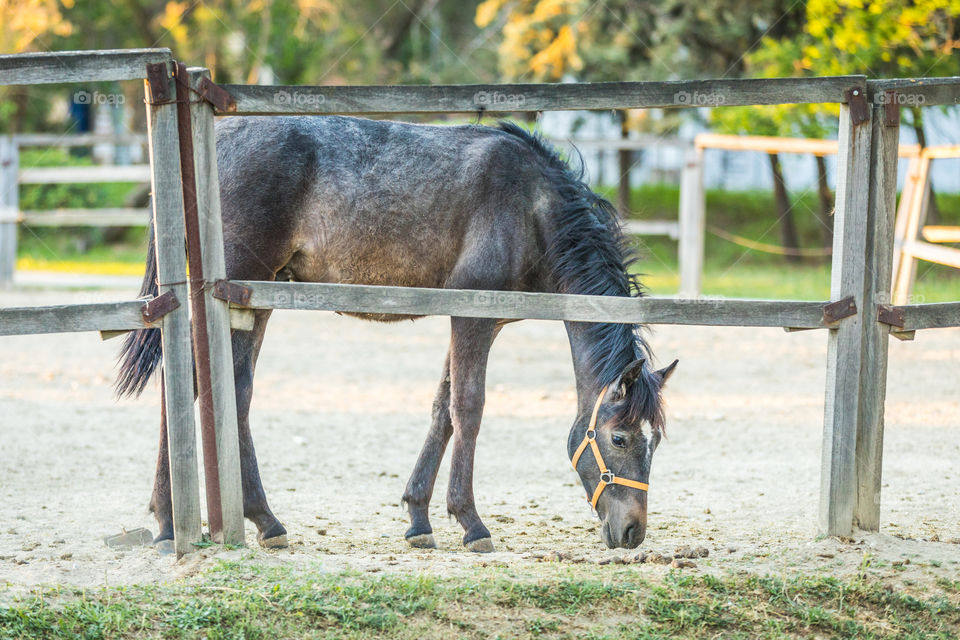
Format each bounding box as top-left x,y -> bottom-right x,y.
570,384 -> 649,509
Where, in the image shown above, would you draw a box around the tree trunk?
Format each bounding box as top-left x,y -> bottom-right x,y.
617,111 -> 631,215
768,153 -> 801,263
11,88 -> 28,133
815,155 -> 834,252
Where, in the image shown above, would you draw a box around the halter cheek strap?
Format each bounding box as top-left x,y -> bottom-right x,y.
570,384 -> 649,509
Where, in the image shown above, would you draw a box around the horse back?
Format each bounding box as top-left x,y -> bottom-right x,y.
215,116 -> 558,307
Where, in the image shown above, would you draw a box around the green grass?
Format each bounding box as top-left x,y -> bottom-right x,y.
15,147 -> 147,274
1,563 -> 958,639
607,183 -> 960,302
13,179 -> 960,302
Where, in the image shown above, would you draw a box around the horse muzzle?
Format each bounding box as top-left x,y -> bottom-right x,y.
600,506 -> 647,549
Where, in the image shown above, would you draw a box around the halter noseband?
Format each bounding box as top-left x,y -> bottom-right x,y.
570,384 -> 649,509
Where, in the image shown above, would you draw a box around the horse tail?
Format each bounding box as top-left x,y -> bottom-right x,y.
115,221 -> 163,398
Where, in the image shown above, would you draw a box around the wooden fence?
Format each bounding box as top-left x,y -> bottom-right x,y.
891,145 -> 960,304
2,49 -> 959,556
0,133 -> 150,285
684,133 -> 960,302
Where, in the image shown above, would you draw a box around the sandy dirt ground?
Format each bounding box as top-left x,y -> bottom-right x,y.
1,288 -> 958,596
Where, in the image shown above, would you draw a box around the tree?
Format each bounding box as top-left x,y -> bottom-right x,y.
715,0 -> 960,244
475,0 -> 807,216
0,0 -> 74,132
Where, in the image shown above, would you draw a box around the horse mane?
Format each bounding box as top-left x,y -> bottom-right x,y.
496,121 -> 665,433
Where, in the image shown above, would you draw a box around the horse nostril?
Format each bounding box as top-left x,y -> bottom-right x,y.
621,523 -> 645,548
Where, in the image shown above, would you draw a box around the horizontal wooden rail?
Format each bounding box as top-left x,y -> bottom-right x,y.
694,133 -> 921,158
895,301 -> 960,331
547,136 -> 687,150
19,165 -> 151,184
13,133 -> 146,147
19,207 -> 150,226
217,76 -> 865,115
902,240 -> 960,269
0,300 -> 151,336
868,77 -> 960,107
623,220 -> 680,239
920,145 -> 960,160
0,48 -> 171,86
921,226 -> 960,243
228,280 -> 835,328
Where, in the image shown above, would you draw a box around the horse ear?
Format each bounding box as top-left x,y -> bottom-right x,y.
606,358 -> 646,400
655,359 -> 679,386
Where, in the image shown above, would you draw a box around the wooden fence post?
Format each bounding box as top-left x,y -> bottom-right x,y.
678,147 -> 704,297
145,66 -> 203,555
0,136 -> 18,287
186,67 -> 245,546
853,99 -> 900,531
819,95 -> 873,537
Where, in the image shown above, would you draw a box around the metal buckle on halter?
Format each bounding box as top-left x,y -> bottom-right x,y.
600,471 -> 615,484
585,428 -> 597,441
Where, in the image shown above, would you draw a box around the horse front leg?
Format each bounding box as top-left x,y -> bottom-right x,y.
402,353 -> 453,549
446,317 -> 498,552
234,309 -> 287,547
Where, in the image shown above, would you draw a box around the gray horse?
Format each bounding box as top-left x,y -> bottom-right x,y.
118,116 -> 677,551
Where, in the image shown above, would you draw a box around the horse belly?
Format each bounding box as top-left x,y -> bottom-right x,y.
289,225 -> 457,323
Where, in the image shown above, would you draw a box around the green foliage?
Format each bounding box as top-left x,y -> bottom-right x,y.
14,147 -> 144,262
18,148 -> 138,211
714,0 -> 960,137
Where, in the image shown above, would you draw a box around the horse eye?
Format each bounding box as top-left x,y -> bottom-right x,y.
611,434 -> 626,448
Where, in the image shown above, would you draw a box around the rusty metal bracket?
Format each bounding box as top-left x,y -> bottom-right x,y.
195,76 -> 237,112
883,91 -> 900,127
844,87 -> 870,125
141,290 -> 180,324
212,279 -> 253,306
877,305 -> 906,328
823,296 -> 858,324
145,62 -> 172,104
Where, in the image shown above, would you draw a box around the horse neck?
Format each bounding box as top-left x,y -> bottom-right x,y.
564,321 -> 611,421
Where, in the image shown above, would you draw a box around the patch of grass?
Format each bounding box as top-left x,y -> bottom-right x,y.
1,563 -> 958,639
937,578 -> 960,593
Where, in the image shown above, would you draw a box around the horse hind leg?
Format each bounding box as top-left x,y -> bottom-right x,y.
148,310 -> 286,550
402,352 -> 453,549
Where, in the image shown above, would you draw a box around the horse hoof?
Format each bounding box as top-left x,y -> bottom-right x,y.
465,537 -> 495,553
154,539 -> 175,556
406,533 -> 437,549
259,534 -> 288,549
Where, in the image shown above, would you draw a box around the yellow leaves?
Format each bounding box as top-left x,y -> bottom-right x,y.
475,0 -> 507,28
531,0 -> 571,21
751,0 -> 960,79
529,24 -> 582,79
477,0 -> 586,80
192,4 -> 221,28
159,1 -> 190,47
0,0 -> 73,53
